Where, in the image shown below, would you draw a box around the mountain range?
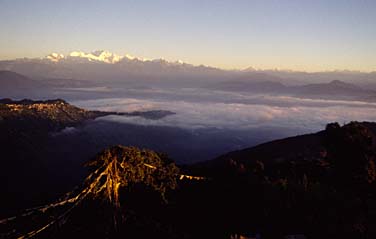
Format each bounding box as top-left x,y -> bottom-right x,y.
212,78 -> 376,101
2,69 -> 376,102
1,50 -> 376,87
0,50 -> 224,84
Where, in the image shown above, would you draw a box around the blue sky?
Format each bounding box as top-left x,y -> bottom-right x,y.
0,0 -> 375,71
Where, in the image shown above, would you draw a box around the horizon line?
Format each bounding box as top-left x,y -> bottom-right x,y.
0,50 -> 375,74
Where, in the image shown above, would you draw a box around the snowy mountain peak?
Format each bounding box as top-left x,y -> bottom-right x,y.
68,50 -> 124,63
43,50 -> 187,65
46,53 -> 65,62
44,50 -> 129,63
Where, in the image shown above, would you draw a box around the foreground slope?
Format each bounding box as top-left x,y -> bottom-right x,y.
2,121 -> 376,238
186,121 -> 376,238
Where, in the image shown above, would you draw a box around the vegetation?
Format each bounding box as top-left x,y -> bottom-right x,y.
85,145 -> 179,206
0,146 -> 181,238
190,121 -> 376,239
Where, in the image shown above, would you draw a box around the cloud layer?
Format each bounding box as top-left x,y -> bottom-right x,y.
72,88 -> 376,133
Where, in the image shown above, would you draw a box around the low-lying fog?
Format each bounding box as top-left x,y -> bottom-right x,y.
73,88 -> 376,131
54,86 -> 376,163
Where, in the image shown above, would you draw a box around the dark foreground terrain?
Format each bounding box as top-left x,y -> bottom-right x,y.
1,99 -> 376,238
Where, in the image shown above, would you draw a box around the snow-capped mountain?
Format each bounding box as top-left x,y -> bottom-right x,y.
68,50 -> 124,63
0,50 -> 224,83
46,50 -> 127,64
46,53 -> 65,62
1,50 -> 375,88
44,50 -> 182,65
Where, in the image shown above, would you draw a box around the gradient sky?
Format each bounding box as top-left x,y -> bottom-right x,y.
0,0 -> 375,71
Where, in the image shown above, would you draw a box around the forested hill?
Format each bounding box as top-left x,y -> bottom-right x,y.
182,121 -> 376,238
0,98 -> 114,130
192,121 -> 376,174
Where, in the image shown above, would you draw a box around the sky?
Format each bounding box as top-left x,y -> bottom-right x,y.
0,0 -> 375,72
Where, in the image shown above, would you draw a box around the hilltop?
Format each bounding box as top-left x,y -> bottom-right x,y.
0,98 -> 110,129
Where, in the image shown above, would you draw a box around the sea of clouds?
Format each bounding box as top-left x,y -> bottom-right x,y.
71,87 -> 376,134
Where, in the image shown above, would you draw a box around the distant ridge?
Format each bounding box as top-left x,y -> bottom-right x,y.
0,70 -> 49,98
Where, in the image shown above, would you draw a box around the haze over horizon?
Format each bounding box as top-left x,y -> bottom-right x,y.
2,49 -> 376,74
1,0 -> 375,72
